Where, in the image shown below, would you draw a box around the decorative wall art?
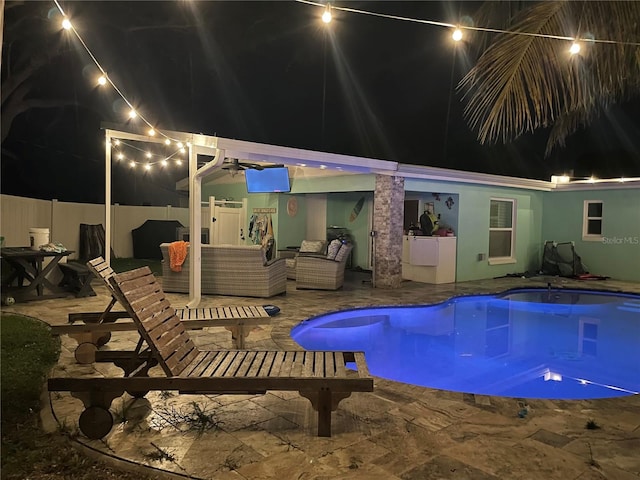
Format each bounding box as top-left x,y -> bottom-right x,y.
349,197 -> 365,223
287,197 -> 298,217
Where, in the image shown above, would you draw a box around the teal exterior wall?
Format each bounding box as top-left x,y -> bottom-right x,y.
542,187 -> 640,282
201,172 -> 638,283
277,195 -> 307,250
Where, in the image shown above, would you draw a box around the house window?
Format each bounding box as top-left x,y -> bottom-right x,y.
582,200 -> 603,241
489,198 -> 516,263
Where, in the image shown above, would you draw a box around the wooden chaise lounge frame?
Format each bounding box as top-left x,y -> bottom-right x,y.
51,257 -> 271,363
48,266 -> 373,439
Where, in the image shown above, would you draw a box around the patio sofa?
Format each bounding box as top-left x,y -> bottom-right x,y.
160,243 -> 286,297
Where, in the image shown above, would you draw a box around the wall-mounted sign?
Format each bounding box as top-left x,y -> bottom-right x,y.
253,208 -> 277,213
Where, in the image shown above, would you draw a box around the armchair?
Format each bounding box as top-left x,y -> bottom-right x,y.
284,239 -> 327,280
296,243 -> 353,290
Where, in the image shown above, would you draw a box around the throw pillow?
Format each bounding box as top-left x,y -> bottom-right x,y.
300,240 -> 326,254
326,239 -> 342,260
335,244 -> 351,262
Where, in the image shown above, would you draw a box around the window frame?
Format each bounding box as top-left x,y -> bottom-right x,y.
582,200 -> 603,242
488,197 -> 517,265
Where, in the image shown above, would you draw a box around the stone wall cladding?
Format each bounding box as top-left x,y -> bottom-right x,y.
373,175 -> 404,288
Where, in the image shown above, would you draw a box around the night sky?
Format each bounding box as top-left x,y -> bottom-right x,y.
2,1 -> 639,206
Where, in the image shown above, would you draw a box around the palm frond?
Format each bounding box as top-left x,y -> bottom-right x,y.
459,1 -> 640,155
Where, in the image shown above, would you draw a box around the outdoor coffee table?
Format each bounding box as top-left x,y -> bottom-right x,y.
1,246 -> 73,304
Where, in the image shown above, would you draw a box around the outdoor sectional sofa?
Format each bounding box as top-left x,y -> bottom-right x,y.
160,243 -> 286,298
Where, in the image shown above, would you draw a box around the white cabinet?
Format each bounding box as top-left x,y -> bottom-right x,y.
402,236 -> 456,284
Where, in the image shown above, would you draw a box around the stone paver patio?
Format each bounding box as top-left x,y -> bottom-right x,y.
3,271 -> 639,479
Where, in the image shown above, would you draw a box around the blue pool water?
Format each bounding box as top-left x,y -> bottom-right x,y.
291,289 -> 640,399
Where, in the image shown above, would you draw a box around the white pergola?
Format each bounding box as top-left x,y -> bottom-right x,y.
103,126 -> 397,308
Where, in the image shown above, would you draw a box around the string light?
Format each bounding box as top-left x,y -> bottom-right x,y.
569,42 -> 581,55
52,0 -> 183,145
111,139 -> 186,171
296,0 -> 640,47
52,0 -> 639,169
322,4 -> 332,24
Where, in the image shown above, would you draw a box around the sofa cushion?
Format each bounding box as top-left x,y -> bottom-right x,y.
300,240 -> 326,254
335,243 -> 352,262
326,239 -> 342,260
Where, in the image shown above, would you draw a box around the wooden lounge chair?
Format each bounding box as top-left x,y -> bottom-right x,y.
51,257 -> 271,363
48,266 -> 373,439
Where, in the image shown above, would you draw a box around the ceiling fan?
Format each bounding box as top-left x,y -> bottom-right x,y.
222,158 -> 284,176
222,158 -> 264,173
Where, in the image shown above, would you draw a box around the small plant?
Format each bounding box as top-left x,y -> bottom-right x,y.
278,438 -> 301,452
585,419 -> 601,430
57,419 -> 79,439
159,390 -> 174,400
222,456 -> 240,471
150,401 -> 222,435
143,442 -> 176,463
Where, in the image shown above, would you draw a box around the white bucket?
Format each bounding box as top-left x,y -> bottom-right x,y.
29,227 -> 50,251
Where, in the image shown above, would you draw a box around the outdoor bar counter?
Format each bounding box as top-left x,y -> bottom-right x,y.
401,235 -> 456,284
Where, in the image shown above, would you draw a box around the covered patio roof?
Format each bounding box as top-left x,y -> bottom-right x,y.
103,124 -> 397,307
103,124 -> 639,306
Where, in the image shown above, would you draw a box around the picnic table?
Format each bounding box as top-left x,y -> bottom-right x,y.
1,246 -> 74,304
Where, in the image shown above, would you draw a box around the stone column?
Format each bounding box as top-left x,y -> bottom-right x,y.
373,175 -> 404,288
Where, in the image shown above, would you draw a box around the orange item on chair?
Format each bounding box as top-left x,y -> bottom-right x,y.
169,241 -> 189,272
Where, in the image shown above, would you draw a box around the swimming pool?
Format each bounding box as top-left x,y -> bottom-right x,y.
291,288 -> 640,399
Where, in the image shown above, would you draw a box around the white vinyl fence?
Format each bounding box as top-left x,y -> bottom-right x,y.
0,194 -> 207,259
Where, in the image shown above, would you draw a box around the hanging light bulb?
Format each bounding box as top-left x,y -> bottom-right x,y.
322,4 -> 332,24
117,153 -> 124,160
176,159 -> 182,166
164,138 -> 171,146
62,18 -> 72,30
177,142 -> 184,149
569,42 -> 581,55
180,147 -> 186,154
129,161 -> 136,168
128,109 -> 137,119
148,128 -> 156,136
97,75 -> 107,86
452,28 -> 463,42
113,139 -> 120,146
145,152 -> 152,158
161,159 -> 168,167
145,163 -> 152,171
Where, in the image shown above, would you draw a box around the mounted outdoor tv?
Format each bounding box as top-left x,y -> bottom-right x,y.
245,167 -> 291,193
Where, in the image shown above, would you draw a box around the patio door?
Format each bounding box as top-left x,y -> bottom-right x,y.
209,197 -> 247,245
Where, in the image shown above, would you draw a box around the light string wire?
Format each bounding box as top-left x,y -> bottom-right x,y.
53,0 -> 639,147
112,139 -> 185,168
296,0 -> 640,47
53,0 -> 181,144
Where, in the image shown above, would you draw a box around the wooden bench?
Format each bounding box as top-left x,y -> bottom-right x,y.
48,266 -> 373,439
50,257 -> 272,363
58,261 -> 96,297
